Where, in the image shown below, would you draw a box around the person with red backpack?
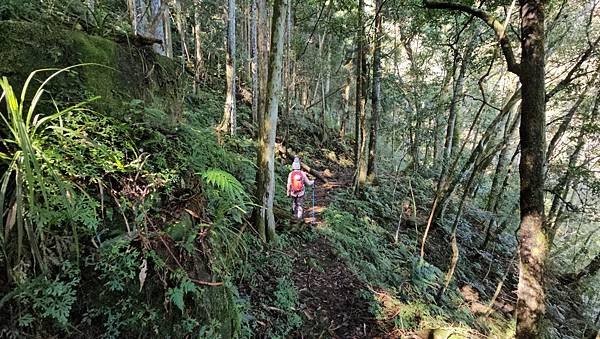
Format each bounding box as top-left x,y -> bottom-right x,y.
287,157 -> 315,219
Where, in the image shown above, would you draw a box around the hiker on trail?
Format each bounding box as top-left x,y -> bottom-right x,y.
287,157 -> 315,219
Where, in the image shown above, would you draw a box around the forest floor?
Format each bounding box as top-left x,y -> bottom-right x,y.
288,171 -> 384,338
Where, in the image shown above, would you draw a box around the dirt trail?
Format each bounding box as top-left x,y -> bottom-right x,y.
291,172 -> 384,338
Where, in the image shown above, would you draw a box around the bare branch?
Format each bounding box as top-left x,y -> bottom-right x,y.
423,0 -> 521,75
546,34 -> 600,102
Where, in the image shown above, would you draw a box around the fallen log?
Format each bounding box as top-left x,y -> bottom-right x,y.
115,33 -> 163,48
275,143 -> 329,183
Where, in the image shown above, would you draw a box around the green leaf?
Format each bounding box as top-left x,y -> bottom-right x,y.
169,287 -> 185,312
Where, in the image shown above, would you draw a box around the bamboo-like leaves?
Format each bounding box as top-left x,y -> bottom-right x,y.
0,67 -> 97,277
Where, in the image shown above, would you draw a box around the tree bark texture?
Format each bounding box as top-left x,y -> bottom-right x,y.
353,0 -> 368,195
219,0 -> 237,135
367,0 -> 383,183
173,0 -> 188,62
250,0 -> 259,123
257,0 -> 269,123
193,0 -> 204,88
254,0 -> 288,242
128,0 -> 138,34
150,0 -> 167,55
339,75 -> 351,140
516,1 -> 548,337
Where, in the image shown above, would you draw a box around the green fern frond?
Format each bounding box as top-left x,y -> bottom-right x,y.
201,169 -> 245,200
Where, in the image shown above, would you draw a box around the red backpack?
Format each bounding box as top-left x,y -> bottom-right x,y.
291,170 -> 304,193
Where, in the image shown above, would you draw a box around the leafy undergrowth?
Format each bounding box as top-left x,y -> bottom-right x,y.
318,190 -> 517,338
0,73 -> 257,337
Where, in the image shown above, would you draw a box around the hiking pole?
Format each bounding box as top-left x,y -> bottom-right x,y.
312,184 -> 316,224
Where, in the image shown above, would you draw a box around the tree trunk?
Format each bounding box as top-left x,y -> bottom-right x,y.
547,90 -> 599,243
353,0 -> 368,195
257,0 -> 269,123
339,74 -> 351,140
486,112 -> 517,211
128,0 -> 138,34
218,0 -> 237,135
442,32 -> 475,173
353,46 -> 360,163
546,130 -> 584,243
134,0 -> 150,36
254,0 -> 288,242
283,1 -> 292,120
516,1 -> 548,337
172,0 -> 188,63
367,0 -> 383,183
250,0 -> 259,123
481,112 -> 519,250
150,0 -> 167,55
164,4 -> 173,57
193,0 -> 204,90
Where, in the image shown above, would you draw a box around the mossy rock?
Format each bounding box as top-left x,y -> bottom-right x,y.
0,20 -> 184,116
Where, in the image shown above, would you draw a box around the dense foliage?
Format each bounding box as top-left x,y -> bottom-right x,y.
1,0 -> 599,338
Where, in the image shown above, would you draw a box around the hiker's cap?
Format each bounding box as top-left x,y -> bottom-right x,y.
292,157 -> 301,170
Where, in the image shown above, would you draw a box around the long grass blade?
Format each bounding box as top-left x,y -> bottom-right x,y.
24,64 -> 112,128
15,169 -> 23,264
32,96 -> 100,137
0,67 -> 105,275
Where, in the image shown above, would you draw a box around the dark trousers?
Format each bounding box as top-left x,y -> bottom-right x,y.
292,194 -> 305,219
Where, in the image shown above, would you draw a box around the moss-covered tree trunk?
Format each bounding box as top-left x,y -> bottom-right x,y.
516,1 -> 547,337
219,0 -> 237,135
254,0 -> 288,242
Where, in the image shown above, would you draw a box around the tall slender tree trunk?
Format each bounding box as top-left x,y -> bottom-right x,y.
164,5 -> 173,57
283,1 -> 293,120
339,74 -> 351,140
516,1 -> 548,337
257,0 -> 269,123
250,0 -> 259,123
546,99 -> 593,244
354,47 -> 360,163
254,0 -> 288,242
219,0 -> 237,135
367,0 -> 383,183
172,0 -> 189,63
353,0 -> 368,195
193,0 -> 204,91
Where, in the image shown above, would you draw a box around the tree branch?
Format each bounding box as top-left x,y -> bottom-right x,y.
546,34 -> 600,102
423,0 -> 521,75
